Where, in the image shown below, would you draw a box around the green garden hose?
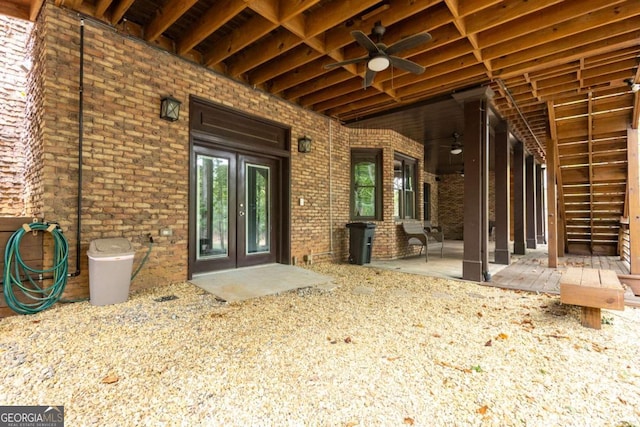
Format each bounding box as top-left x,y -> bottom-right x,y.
2,222 -> 69,315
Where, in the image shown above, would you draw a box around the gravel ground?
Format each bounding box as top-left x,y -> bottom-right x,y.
0,263 -> 639,427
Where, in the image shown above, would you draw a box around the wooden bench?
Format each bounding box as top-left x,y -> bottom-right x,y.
401,221 -> 444,262
559,267 -> 625,329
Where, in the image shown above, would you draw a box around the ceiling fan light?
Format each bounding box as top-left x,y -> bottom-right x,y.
368,56 -> 390,72
450,145 -> 462,155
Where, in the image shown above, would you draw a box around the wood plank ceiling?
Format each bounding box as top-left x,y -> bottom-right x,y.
2,0 -> 637,161
3,0 -> 640,255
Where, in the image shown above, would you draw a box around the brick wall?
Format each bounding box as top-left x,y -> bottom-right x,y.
438,173 -> 464,239
424,171 -> 439,226
349,128 -> 424,260
0,16 -> 32,216
438,171 -> 495,240
10,4 -> 429,304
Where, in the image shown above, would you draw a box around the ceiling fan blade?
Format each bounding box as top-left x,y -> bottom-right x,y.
386,32 -> 432,55
363,68 -> 377,88
323,55 -> 369,69
351,30 -> 381,54
389,56 -> 425,74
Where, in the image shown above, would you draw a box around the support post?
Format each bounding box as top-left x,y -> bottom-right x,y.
547,137 -> 558,268
513,141 -> 526,255
629,127 -> 640,274
455,87 -> 494,282
526,155 -> 537,249
494,122 -> 510,264
536,163 -> 546,244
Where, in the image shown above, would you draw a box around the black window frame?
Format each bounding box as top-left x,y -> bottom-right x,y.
393,153 -> 418,220
350,149 -> 382,221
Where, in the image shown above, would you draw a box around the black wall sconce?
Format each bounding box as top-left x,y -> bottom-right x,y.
160,96 -> 181,121
298,135 -> 312,153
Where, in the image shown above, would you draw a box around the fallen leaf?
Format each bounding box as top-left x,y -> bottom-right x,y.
412,323 -> 425,328
477,405 -> 489,415
496,333 -> 508,340
484,340 -> 492,347
476,312 -> 483,317
546,334 -> 570,340
101,374 -> 119,384
403,417 -> 415,425
32,320 -> 41,324
432,333 -> 441,338
344,337 -> 352,343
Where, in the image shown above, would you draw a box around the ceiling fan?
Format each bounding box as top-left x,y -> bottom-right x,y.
324,22 -> 432,88
450,132 -> 462,155
428,132 -> 463,154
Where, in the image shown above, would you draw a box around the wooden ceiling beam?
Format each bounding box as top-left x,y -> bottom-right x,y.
382,52 -> 479,89
464,0 -> 563,35
247,0 -> 278,23
286,69 -> 354,101
226,28 -> 304,76
329,93 -> 399,119
581,58 -> 639,80
282,36 -> 471,103
323,0 -> 442,54
300,78 -> 364,107
94,0 -> 113,18
110,0 -> 135,25
493,24 -> 640,79
458,0 -> 503,17
477,0 -> 624,49
177,0 -> 248,56
204,17 -> 276,66
226,0 -> 378,77
0,2 -> 29,20
30,0 -> 45,20
313,84 -> 382,112
482,2 -> 640,61
273,59 -> 343,95
249,46 -> 323,85
144,0 -> 199,42
397,64 -> 487,98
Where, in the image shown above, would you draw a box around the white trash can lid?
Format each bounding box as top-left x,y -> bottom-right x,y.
88,238 -> 135,257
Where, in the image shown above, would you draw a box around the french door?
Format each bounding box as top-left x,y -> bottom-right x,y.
192,146 -> 278,274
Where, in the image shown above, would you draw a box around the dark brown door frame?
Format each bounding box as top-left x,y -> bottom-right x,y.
188,97 -> 291,278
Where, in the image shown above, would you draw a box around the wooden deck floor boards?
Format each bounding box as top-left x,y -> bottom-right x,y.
489,248 -> 639,307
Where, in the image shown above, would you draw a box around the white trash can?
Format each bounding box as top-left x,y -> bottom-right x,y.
87,238 -> 135,306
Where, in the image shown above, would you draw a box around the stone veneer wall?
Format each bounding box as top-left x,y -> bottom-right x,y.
11,4 -> 427,304
0,16 -> 32,216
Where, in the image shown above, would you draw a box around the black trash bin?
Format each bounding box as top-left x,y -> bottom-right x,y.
346,222 -> 376,265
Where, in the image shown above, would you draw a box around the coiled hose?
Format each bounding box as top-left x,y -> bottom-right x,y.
3,222 -> 69,315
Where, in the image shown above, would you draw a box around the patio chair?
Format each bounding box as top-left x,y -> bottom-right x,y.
402,221 -> 444,262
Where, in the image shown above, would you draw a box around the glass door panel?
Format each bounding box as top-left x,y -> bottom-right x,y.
237,155 -> 277,267
245,164 -> 270,255
197,154 -> 229,259
191,147 -> 237,274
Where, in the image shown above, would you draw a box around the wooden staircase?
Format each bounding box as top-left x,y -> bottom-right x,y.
549,89 -> 634,256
